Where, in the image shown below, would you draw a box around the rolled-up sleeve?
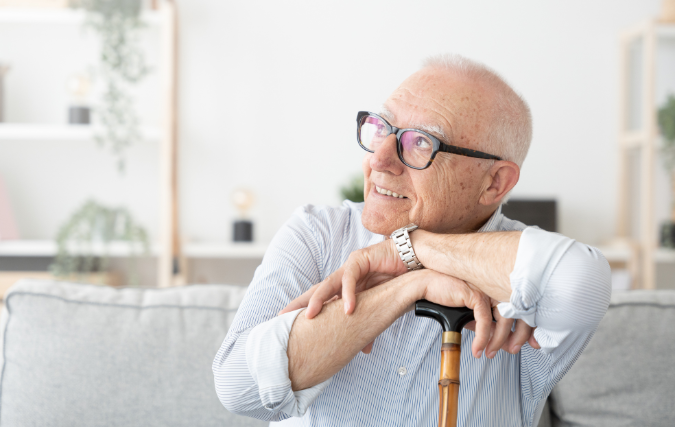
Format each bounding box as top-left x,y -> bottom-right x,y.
498,227 -> 612,355
245,309 -> 332,417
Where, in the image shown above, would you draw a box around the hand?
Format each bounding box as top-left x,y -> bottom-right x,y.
280,239 -> 406,318
416,269 -> 540,358
279,241 -> 540,357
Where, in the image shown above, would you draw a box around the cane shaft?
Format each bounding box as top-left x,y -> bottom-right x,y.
438,336 -> 461,427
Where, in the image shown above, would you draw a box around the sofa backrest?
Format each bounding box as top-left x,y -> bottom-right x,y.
544,290 -> 675,427
0,279 -> 268,427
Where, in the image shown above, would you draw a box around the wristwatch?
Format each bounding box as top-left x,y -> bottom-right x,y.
390,223 -> 424,271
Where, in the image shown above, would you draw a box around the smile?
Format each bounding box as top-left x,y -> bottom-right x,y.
375,185 -> 406,199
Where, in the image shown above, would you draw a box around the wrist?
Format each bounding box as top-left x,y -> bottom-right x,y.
409,229 -> 432,266
395,270 -> 431,312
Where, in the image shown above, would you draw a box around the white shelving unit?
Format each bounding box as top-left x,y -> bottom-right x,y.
0,8 -> 161,25
0,123 -> 160,142
616,19 -> 675,289
0,3 -> 251,288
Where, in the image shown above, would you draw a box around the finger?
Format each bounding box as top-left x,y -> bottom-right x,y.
341,260 -> 362,315
279,284 -> 318,315
485,308 -> 514,359
361,341 -> 374,354
528,328 -> 541,349
305,271 -> 343,319
343,249 -> 378,314
470,294 -> 493,358
504,319 -> 532,354
463,320 -> 476,332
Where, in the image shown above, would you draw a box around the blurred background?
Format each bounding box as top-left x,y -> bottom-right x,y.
0,0 -> 674,292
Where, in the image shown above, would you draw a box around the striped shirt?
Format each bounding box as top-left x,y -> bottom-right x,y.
213,201 -> 611,427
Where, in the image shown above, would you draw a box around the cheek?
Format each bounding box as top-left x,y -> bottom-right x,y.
362,154 -> 371,175
414,164 -> 475,220
362,155 -> 372,193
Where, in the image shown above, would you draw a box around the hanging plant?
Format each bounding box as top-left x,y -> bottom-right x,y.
50,199 -> 150,287
71,0 -> 150,173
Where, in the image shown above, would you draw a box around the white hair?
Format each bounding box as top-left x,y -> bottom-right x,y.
422,54 -> 532,168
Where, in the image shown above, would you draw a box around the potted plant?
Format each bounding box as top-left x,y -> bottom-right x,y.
657,95 -> 675,248
340,174 -> 365,203
51,200 -> 149,286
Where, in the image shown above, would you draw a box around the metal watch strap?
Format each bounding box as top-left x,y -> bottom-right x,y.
390,223 -> 424,271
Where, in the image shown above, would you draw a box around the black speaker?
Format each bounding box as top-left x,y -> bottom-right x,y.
501,199 -> 557,232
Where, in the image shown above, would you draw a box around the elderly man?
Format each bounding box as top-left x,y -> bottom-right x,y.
213,54 -> 611,427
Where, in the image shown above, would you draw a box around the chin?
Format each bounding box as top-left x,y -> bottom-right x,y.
361,204 -> 402,236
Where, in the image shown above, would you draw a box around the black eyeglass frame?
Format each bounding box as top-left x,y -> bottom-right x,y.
356,111 -> 502,170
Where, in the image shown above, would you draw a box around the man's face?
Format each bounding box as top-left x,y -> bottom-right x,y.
361,67 -> 497,235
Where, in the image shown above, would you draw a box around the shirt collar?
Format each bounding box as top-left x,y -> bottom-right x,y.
477,205 -> 503,233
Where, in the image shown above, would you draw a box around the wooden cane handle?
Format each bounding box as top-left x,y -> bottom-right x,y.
438,334 -> 461,427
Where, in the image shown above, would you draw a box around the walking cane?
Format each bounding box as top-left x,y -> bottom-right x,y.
415,300 -> 491,427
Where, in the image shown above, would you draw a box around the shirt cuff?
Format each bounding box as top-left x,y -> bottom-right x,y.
245,308 -> 332,418
497,227 -> 575,327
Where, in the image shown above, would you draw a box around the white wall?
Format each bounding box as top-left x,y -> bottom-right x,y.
0,0 -> 665,247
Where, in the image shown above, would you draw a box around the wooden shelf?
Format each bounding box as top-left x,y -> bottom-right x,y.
656,25 -> 675,39
655,248 -> 675,263
596,245 -> 633,263
0,240 -> 267,259
0,123 -> 160,142
0,8 -> 161,25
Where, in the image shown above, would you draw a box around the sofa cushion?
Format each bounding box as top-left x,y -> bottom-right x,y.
0,279 -> 268,427
549,290 -> 675,427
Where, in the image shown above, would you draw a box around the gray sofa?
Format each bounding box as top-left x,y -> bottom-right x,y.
0,280 -> 267,427
0,280 -> 673,426
537,289 -> 675,427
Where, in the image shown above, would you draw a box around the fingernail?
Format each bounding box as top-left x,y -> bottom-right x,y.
488,351 -> 496,359
475,350 -> 482,358
512,344 -> 522,353
344,303 -> 348,314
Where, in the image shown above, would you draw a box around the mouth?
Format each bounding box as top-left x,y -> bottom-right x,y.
374,185 -> 407,199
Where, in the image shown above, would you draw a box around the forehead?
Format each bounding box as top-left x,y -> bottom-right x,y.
379,106 -> 446,139
382,68 -> 489,145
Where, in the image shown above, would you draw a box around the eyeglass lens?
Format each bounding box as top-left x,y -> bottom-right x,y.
359,115 -> 434,168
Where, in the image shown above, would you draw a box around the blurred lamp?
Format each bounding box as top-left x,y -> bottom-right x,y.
66,73 -> 92,125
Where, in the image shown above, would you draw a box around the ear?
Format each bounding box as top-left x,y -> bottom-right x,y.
479,161 -> 520,206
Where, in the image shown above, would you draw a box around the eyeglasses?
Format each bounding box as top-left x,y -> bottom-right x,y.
356,111 -> 501,170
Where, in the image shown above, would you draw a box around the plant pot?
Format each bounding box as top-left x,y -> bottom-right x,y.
660,221 -> 675,248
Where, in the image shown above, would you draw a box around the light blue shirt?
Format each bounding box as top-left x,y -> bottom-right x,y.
213,201 -> 611,426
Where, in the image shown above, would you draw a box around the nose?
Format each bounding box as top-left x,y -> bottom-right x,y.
369,134 -> 404,175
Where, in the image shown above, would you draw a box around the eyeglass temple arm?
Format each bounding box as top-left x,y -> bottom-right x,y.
437,143 -> 502,161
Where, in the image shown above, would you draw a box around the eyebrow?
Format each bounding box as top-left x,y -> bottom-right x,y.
379,105 -> 448,140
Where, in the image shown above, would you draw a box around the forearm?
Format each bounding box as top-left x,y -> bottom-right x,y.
411,230 -> 521,302
287,272 -> 422,391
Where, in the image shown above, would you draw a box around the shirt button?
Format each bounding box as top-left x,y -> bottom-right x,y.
398,366 -> 407,376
